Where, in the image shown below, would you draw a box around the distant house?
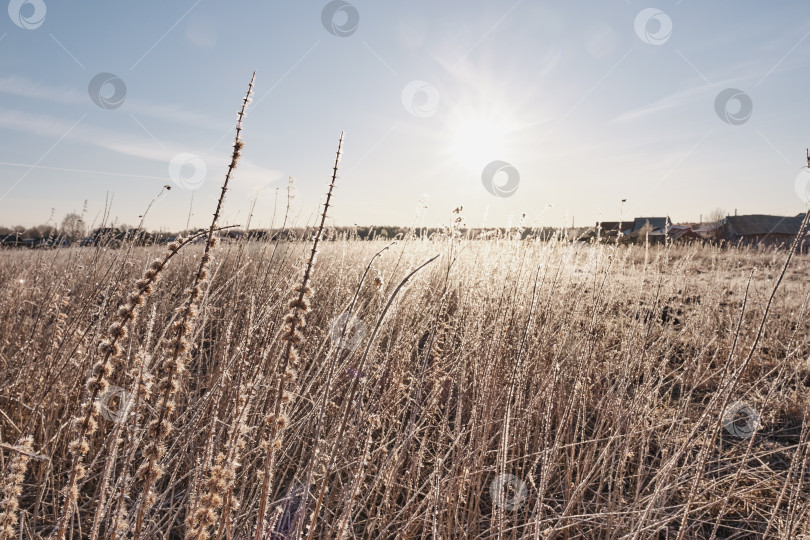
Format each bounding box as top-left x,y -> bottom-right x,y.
0,233 -> 24,247
694,221 -> 725,240
649,225 -> 701,242
722,214 -> 808,247
630,217 -> 672,235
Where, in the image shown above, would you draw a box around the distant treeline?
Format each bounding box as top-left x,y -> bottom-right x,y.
0,223 -> 592,248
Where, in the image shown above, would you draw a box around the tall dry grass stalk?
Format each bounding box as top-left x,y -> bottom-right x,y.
253,131 -> 344,540
132,72 -> 255,538
53,238 -> 182,540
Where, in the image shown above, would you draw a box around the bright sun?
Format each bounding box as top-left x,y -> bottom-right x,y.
448,116 -> 518,172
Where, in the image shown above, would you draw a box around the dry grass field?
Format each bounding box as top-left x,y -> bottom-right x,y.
1,231 -> 809,539
1,82 -> 809,539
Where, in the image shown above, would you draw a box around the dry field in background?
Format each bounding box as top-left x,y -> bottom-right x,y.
1,236 -> 809,539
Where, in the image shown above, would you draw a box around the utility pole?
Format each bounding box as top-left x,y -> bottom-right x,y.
620,198 -> 627,237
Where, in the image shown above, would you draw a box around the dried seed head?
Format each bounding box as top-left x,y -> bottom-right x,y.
135,279 -> 153,295
172,319 -> 192,336
283,329 -> 304,346
108,322 -> 127,340
86,416 -> 98,435
157,419 -> 172,438
288,298 -> 310,311
86,378 -> 109,395
284,311 -> 305,328
295,285 -> 313,297
68,438 -> 90,457
91,360 -> 112,379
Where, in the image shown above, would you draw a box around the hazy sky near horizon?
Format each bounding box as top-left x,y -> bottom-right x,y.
1,1 -> 810,231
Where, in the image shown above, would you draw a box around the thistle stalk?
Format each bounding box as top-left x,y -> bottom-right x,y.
52,237 -> 183,540
132,72 -> 255,539
252,132 -> 344,540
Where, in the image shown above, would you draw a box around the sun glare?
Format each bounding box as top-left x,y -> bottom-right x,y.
447,111 -> 521,173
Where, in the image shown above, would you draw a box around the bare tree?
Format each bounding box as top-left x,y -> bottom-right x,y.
60,212 -> 86,241
706,208 -> 726,224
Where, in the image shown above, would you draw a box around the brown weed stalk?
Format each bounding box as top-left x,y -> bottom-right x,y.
131,72 -> 255,539
252,131 -> 344,540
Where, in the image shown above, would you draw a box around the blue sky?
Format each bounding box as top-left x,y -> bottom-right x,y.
1,1 -> 810,231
